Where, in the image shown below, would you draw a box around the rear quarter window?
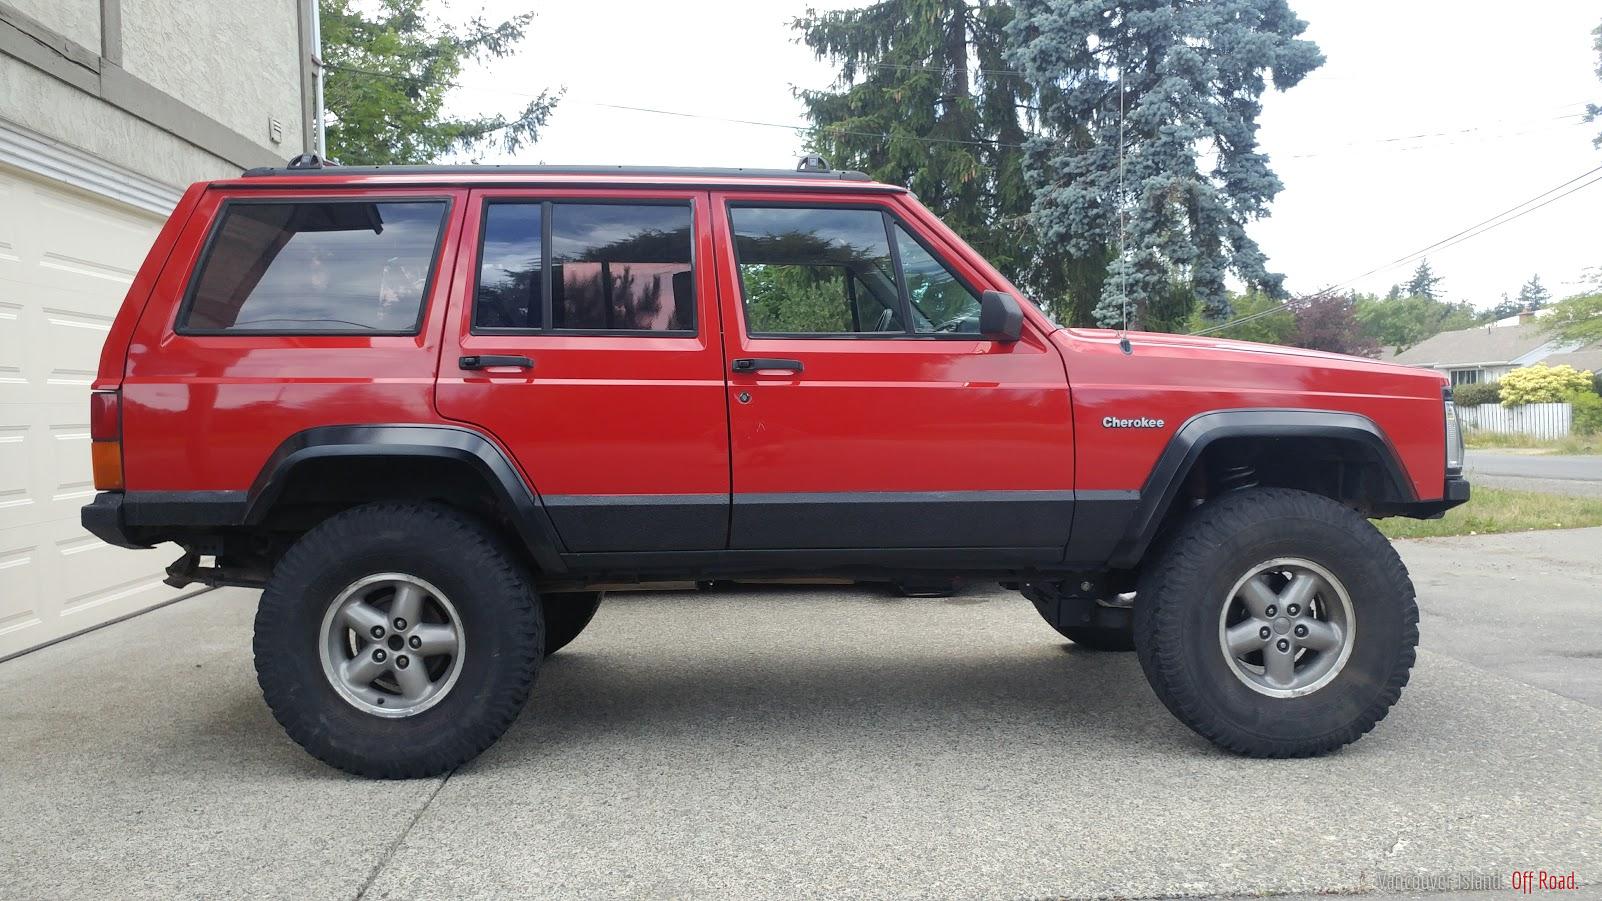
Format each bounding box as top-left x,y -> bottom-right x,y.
178,199 -> 449,334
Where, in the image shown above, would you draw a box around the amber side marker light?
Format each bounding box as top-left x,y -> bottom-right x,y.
89,390 -> 123,491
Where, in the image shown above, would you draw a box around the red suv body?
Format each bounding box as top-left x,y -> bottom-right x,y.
82,162 -> 1468,777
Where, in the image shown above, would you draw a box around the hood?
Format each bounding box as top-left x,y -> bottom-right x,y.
1061,328 -> 1436,380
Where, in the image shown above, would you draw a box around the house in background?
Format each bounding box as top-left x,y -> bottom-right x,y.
1,0 -> 313,657
1390,317 -> 1600,386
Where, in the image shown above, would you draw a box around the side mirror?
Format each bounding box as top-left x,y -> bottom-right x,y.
979,290 -> 1023,343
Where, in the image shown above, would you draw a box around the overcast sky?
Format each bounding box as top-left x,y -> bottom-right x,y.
445,0 -> 1601,309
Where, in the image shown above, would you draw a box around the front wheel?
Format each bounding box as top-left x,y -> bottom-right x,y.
1133,487 -> 1419,757
253,502 -> 542,778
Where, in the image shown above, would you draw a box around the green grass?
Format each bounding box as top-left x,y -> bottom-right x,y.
1464,430 -> 1601,455
1377,486 -> 1602,539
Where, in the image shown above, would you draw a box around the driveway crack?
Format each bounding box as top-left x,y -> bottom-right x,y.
353,770 -> 454,900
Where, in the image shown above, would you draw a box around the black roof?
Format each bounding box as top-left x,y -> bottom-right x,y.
241,163 -> 881,184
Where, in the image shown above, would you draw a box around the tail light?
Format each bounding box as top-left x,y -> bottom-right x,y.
90,391 -> 123,490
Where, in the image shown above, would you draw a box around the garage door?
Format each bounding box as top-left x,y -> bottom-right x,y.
0,164 -> 191,659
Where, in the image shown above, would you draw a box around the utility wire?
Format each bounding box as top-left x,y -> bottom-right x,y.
326,61 -> 1586,160
1190,162 -> 1602,336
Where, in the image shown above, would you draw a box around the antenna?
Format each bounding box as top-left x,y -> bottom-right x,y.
1116,59 -> 1132,354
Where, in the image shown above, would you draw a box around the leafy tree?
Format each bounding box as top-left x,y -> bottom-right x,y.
1287,293 -> 1378,357
1008,0 -> 1323,327
1354,293 -> 1477,351
794,3 -> 1047,307
1405,259 -> 1442,301
320,0 -> 558,165
1541,293 -> 1602,344
1516,275 -> 1551,310
1499,364 -> 1594,406
1185,290 -> 1294,345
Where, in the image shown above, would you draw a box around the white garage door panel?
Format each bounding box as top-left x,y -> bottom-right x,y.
0,164 -> 189,659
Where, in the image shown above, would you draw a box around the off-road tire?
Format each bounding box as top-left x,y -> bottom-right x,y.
253,502 -> 542,778
541,591 -> 603,656
1133,487 -> 1418,757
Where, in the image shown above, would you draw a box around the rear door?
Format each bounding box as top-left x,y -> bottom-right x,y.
435,189 -> 729,552
711,192 -> 1075,559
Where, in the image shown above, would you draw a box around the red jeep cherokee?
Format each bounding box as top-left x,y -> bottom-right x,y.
82,158 -> 1468,777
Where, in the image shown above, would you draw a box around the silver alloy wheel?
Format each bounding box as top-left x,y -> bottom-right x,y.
318,573 -> 465,718
1217,557 -> 1356,698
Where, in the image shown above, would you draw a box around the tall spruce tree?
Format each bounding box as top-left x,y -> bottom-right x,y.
1008,0 -> 1322,327
1517,274 -> 1551,310
1405,259 -> 1442,300
793,2 -> 1049,309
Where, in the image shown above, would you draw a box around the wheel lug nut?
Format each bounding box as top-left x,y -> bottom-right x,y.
1287,604 -> 1300,616
396,655 -> 410,669
1295,624 -> 1308,638
373,649 -> 387,662
1276,638 -> 1290,652
1258,626 -> 1271,640
393,617 -> 407,630
369,626 -> 384,639
409,635 -> 421,649
1265,605 -> 1277,617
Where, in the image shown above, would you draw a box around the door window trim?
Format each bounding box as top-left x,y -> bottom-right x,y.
173,194 -> 454,337
725,199 -> 988,341
469,196 -> 699,337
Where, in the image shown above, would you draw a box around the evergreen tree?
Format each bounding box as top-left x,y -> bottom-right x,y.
1587,21 -> 1601,148
794,2 -> 1052,309
1517,275 -> 1551,310
1486,292 -> 1522,321
320,0 -> 558,165
1405,259 -> 1442,300
1008,0 -> 1322,327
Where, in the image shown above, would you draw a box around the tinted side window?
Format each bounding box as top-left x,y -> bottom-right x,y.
475,203 -> 543,329
895,225 -> 982,334
552,204 -> 694,331
474,202 -> 695,333
182,200 -> 446,333
730,207 -> 902,334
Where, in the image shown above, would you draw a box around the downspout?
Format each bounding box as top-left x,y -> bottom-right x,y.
307,0 -> 327,157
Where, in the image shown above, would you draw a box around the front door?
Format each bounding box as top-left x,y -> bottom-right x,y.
710,192 -> 1075,560
436,188 -> 730,552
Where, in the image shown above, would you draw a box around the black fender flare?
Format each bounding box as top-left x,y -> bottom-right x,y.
1105,409 -> 1416,569
245,424 -> 568,574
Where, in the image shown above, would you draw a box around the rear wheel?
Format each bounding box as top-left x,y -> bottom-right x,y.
1133,487 -> 1418,757
253,502 -> 542,778
540,591 -> 603,656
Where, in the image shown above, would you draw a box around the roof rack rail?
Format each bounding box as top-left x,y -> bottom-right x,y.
796,154 -> 830,172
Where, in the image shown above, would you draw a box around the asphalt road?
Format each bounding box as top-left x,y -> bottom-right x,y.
2,530 -> 1599,900
1466,451 -> 1602,497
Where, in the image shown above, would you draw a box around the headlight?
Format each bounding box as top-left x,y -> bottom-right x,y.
1443,391 -> 1464,472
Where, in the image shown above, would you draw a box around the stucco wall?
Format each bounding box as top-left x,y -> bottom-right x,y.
9,0 -> 99,49
120,0 -> 303,156
2,54 -> 242,187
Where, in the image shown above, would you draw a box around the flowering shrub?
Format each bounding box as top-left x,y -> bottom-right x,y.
1499,364 -> 1594,406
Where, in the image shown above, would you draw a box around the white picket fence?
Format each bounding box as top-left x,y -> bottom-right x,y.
1459,402 -> 1572,439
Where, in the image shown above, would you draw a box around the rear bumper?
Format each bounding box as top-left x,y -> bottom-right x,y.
81,492 -> 148,549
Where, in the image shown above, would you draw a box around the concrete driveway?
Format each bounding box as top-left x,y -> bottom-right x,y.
1467,450 -> 1602,497
2,531 -> 1599,900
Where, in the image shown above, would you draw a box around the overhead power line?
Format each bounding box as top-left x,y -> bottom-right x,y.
1190,161 -> 1602,337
